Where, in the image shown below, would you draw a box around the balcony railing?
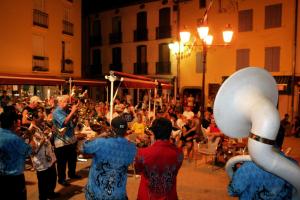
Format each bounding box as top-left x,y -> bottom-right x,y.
63,20 -> 74,36
156,61 -> 171,74
109,63 -> 122,72
33,9 -> 48,28
90,35 -> 102,47
61,59 -> 74,73
156,26 -> 171,39
134,29 -> 148,41
32,55 -> 49,72
109,32 -> 122,44
134,62 -> 148,75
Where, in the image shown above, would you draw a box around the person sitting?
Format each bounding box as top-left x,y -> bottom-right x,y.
135,117 -> 183,200
82,116 -> 136,200
0,106 -> 32,200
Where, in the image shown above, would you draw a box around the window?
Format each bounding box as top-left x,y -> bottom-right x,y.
156,43 -> 170,74
236,49 -> 250,70
199,0 -> 206,8
32,34 -> 48,71
92,49 -> 102,75
61,41 -> 73,73
90,19 -> 102,46
112,16 -> 121,33
265,46 -> 280,72
238,9 -> 253,32
63,7 -> 74,35
110,47 -> 122,71
137,12 -> 147,30
265,4 -> 282,29
134,12 -> 148,41
135,45 -> 147,74
33,0 -> 48,28
110,17 -> 122,44
156,7 -> 171,39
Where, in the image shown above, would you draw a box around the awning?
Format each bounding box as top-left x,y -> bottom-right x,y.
110,71 -> 153,81
0,74 -> 65,85
72,79 -> 106,86
121,77 -> 156,89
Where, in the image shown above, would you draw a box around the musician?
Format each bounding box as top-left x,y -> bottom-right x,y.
29,110 -> 59,200
82,116 -> 136,200
22,96 -> 41,128
228,130 -> 295,199
52,95 -> 81,186
0,106 -> 32,200
135,117 -> 183,199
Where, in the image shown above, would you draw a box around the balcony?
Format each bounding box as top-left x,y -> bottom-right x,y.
156,61 -> 171,74
134,62 -> 148,75
63,20 -> 74,36
109,32 -> 122,44
109,63 -> 122,72
32,55 -> 49,72
61,59 -> 74,73
134,29 -> 148,41
156,26 -> 171,39
33,9 -> 48,28
90,35 -> 102,47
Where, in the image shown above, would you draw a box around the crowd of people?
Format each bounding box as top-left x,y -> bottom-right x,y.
0,90 -> 298,200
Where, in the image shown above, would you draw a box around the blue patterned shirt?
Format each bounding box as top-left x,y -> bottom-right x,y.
0,128 -> 32,176
228,161 -> 293,200
83,137 -> 136,200
52,106 -> 77,148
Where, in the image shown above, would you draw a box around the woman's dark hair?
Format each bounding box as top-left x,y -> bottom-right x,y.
0,106 -> 18,129
150,117 -> 172,140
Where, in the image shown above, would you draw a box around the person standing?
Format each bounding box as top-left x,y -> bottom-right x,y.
52,95 -> 80,186
135,117 -> 183,200
0,90 -> 10,107
29,110 -> 59,200
0,106 -> 32,200
22,96 -> 41,128
82,116 -> 136,200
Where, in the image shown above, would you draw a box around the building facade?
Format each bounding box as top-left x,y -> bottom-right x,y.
85,0 -> 300,117
0,0 -> 81,98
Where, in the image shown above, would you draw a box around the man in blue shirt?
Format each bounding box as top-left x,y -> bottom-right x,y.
52,95 -> 80,186
83,116 -> 137,200
228,127 -> 295,200
0,106 -> 32,200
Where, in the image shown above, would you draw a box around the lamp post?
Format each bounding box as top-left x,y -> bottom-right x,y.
170,24 -> 233,117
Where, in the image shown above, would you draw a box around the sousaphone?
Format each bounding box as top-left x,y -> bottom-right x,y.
213,67 -> 300,200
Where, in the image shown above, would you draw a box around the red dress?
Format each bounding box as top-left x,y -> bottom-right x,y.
135,140 -> 183,200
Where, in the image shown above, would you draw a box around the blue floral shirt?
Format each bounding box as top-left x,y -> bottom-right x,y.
83,137 -> 136,200
0,128 -> 32,176
228,161 -> 293,200
52,107 -> 77,148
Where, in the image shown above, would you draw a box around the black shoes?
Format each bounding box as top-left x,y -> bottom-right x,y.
69,174 -> 82,179
58,180 -> 70,186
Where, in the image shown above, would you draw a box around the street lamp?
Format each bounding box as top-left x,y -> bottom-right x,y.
172,23 -> 233,117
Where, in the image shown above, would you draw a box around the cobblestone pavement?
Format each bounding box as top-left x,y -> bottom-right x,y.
25,137 -> 300,200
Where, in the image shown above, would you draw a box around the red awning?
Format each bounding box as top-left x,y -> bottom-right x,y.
161,83 -> 173,90
72,79 -> 106,86
0,74 -> 65,85
110,71 -> 153,81
121,77 -> 156,89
